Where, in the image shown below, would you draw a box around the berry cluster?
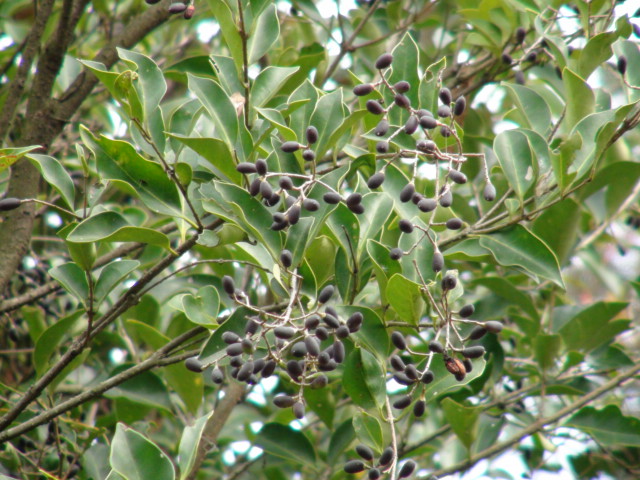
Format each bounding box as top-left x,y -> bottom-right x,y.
185,274 -> 364,420
344,444 -> 417,479
145,0 -> 196,19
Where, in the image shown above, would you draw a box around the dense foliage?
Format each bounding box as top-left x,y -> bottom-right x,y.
1,0 -> 640,478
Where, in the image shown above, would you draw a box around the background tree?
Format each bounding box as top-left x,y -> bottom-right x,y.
1,0 -> 639,479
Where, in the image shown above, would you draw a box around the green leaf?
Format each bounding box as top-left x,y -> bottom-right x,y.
563,68 -> 595,132
205,0 -> 243,73
118,48 -> 166,119
57,223 -> 96,271
342,348 -> 386,411
386,274 -> 425,326
33,311 -> 83,377
169,134 -> 241,184
557,302 -> 629,353
471,277 -> 539,320
95,260 -> 139,306
105,367 -> 172,411
308,89 -> 346,159
182,285 -> 220,327
254,423 -> 317,467
565,405 -> 640,447
251,66 -> 299,108
67,211 -> 173,252
441,398 -> 480,450
178,412 -> 213,480
352,412 -> 385,453
367,239 -> 402,305
49,263 -> 89,305
534,334 -> 563,371
503,83 -> 551,136
247,4 -> 280,64
577,18 -> 629,80
188,74 -> 243,159
388,33 -> 420,115
27,154 -> 75,209
327,419 -> 355,464
0,146 -> 41,173
337,305 -> 389,362
532,198 -> 581,265
493,129 -> 535,203
80,128 -> 182,218
424,357 -> 486,404
201,181 -> 282,258
199,307 -> 252,364
479,225 -> 564,288
110,423 -> 175,480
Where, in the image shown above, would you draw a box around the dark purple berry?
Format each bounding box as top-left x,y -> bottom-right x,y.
417,198 -> 436,212
398,219 -> 414,233
367,172 -> 385,189
302,198 -> 320,211
375,53 -> 393,69
484,321 -> 504,333
344,460 -> 366,474
483,183 -> 497,201
376,141 -> 389,153
429,340 -> 444,353
618,56 -> 627,75
446,218 -> 463,230
459,304 -> 475,318
462,346 -> 486,359
379,447 -> 394,466
515,27 -> 526,44
281,141 -> 300,152
354,84 -> 375,96
318,285 -> 335,304
400,183 -> 415,202
323,191 -> 342,204
274,394 -> 296,408
448,169 -> 467,184
398,460 -> 416,478
391,331 -> 407,350
413,399 -> 426,417
255,159 -> 268,175
374,119 -> 389,136
441,272 -> 457,291
390,248 -> 403,260
404,115 -> 419,134
394,94 -> 411,109
393,395 -> 412,409
185,357 -> 202,372
168,2 -> 187,14
432,251 -> 444,272
236,162 -> 257,174
306,126 -> 319,144
302,149 -> 316,162
222,275 -> 235,295
439,87 -> 452,105
437,105 -> 451,118
356,444 -> 374,461
366,100 -> 385,115
419,115 -> 438,129
394,80 -> 410,93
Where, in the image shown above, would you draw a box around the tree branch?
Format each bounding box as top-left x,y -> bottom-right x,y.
0,327 -> 206,443
428,363 -> 640,478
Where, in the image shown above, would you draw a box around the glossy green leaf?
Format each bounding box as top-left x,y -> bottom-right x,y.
493,129 -> 535,203
178,412 -> 213,480
95,260 -> 139,305
0,146 -> 41,172
563,68 -> 595,132
337,305 -> 389,361
188,74 -> 243,159
577,17 -> 630,80
67,211 -> 173,251
251,66 -> 299,108
565,405 -> 640,447
27,154 -> 75,209
308,89 -> 346,159
367,239 -> 402,305
352,411 -> 384,453
388,32 -> 420,113
118,48 -> 166,118
479,225 -> 564,288
110,423 -> 175,480
169,134 -> 241,184
343,348 -> 386,411
105,367 -> 172,412
247,4 -> 280,64
472,276 -> 538,320
33,311 -> 83,377
534,334 -> 563,371
327,419 -> 355,464
205,0 -> 243,73
386,274 -> 424,326
80,128 -> 182,217
557,302 -> 629,353
199,307 -> 252,364
182,285 -> 220,327
49,263 -> 89,304
441,398 -> 480,450
424,357 -> 486,404
503,83 -> 551,136
254,423 -> 317,467
532,198 -> 581,265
